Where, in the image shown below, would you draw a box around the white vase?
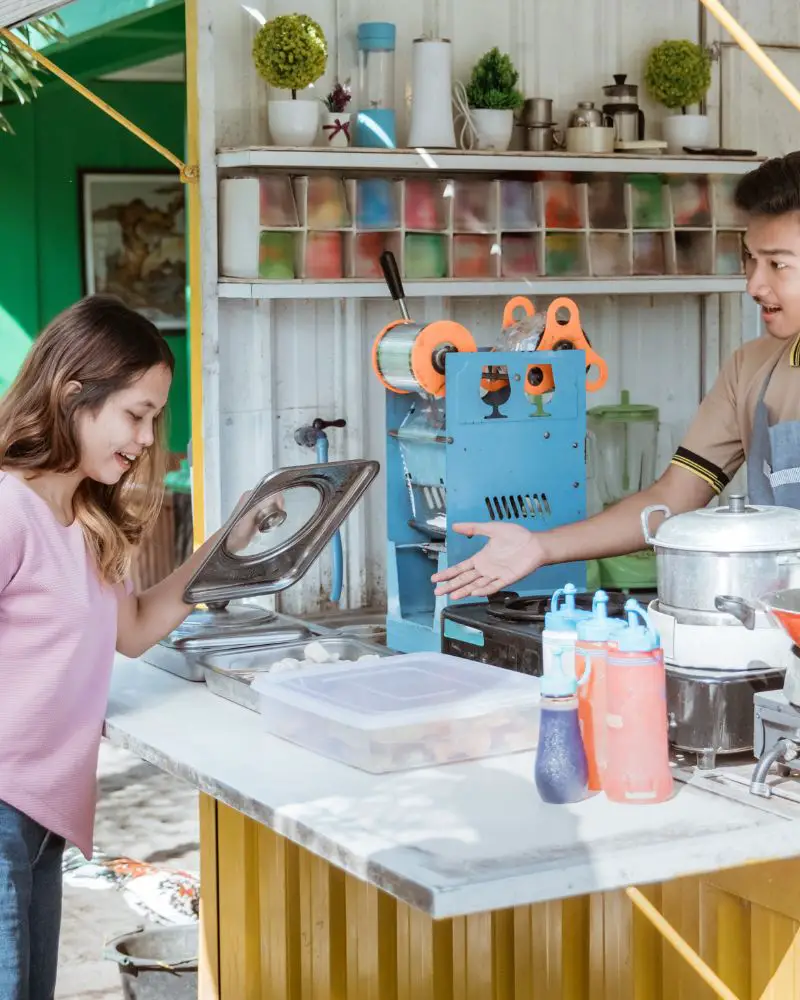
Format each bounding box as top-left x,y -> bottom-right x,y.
321,111 -> 351,147
662,113 -> 710,154
268,99 -> 320,147
470,109 -> 514,152
408,38 -> 457,148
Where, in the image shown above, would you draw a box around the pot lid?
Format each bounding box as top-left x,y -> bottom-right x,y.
587,389 -> 658,424
648,495 -> 800,553
603,73 -> 639,99
183,459 -> 379,605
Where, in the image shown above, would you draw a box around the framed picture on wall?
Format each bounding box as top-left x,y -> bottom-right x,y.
79,170 -> 186,330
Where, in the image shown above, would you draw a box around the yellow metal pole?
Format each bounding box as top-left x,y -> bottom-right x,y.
625,887 -> 741,1000
184,0 -> 205,547
699,0 -> 800,115
0,26 -> 195,180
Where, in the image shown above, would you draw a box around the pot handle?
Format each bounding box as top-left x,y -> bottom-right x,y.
640,504 -> 671,546
714,594 -> 757,631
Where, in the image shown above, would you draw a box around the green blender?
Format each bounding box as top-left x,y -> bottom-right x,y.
586,390 -> 659,591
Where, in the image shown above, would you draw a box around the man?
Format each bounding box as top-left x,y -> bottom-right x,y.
433,152 -> 800,601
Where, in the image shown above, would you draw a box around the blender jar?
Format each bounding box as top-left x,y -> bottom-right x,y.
354,22 -> 397,148
587,390 -> 659,512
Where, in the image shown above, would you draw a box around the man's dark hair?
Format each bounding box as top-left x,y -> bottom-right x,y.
735,151 -> 800,215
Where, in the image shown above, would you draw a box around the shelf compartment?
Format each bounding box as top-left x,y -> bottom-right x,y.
350,231 -> 402,279
540,173 -> 585,229
499,233 -> 541,278
712,174 -> 748,229
669,174 -> 712,228
258,231 -> 299,280
716,231 -> 745,276
355,177 -> 400,230
303,231 -> 345,279
588,174 -> 627,230
544,232 -> 588,277
452,177 -> 498,233
452,234 -> 498,279
296,174 -> 351,230
633,232 -> 669,276
589,232 -> 631,277
629,174 -> 670,229
403,177 -> 450,231
500,179 -> 539,230
404,233 -> 448,279
675,230 -> 714,275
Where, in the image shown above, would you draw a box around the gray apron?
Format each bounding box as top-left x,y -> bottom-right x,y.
747,352 -> 800,508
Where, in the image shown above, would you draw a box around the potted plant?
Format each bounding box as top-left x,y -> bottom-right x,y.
644,39 -> 712,153
321,82 -> 352,147
463,47 -> 524,151
252,13 -> 328,147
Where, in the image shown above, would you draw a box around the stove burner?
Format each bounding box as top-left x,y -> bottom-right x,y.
484,589 -> 631,623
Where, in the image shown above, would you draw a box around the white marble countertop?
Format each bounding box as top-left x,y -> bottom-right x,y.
105,656 -> 800,919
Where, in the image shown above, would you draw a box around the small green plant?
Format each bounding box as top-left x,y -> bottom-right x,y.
0,14 -> 65,134
465,48 -> 524,111
644,39 -> 712,114
252,13 -> 328,99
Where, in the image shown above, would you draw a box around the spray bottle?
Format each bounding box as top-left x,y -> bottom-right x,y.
534,649 -> 589,804
604,600 -> 673,805
574,590 -> 625,792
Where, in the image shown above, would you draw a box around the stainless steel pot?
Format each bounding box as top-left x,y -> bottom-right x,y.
640,495 -> 800,613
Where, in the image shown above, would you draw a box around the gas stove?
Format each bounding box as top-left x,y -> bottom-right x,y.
441,590 -> 651,676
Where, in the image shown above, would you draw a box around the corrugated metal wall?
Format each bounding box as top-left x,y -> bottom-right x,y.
198,0 -> 792,615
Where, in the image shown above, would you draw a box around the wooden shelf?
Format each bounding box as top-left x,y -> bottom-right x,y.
218,276 -> 746,300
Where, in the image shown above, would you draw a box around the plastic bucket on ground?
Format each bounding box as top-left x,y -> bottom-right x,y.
104,925 -> 198,1000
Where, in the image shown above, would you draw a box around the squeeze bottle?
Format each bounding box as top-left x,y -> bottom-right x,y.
541,583 -> 591,678
534,649 -> 589,804
604,600 -> 673,805
575,590 -> 625,791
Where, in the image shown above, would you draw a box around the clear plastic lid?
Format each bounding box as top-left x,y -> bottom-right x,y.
250,652 -> 541,729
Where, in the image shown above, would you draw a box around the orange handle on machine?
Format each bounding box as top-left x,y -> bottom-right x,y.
539,297 -> 609,394
502,295 -> 535,329
499,295 -> 556,396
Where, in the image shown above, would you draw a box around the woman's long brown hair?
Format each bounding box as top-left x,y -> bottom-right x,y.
0,295 -> 175,584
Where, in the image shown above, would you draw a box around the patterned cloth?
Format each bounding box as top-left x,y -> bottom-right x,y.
62,845 -> 199,925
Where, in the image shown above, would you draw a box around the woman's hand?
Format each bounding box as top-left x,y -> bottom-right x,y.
432,522 -> 548,600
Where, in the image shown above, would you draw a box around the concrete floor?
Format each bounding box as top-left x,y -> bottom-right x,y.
56,741 -> 200,1000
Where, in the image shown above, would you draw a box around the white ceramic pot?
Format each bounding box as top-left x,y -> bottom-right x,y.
662,113 -> 710,154
470,108 -> 514,151
321,111 -> 351,147
268,99 -> 320,147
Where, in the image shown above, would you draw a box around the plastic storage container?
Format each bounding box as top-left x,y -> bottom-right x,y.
251,652 -> 541,773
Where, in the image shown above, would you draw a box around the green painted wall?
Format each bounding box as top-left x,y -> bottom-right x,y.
0,80 -> 189,453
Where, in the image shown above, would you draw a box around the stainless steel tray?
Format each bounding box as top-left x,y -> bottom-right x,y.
200,636 -> 388,673
203,663 -> 263,712
201,636 -> 390,712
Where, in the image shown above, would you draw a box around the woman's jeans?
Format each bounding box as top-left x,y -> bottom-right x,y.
0,801 -> 64,1000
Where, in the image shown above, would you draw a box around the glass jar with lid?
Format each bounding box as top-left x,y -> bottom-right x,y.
354,21 -> 397,148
